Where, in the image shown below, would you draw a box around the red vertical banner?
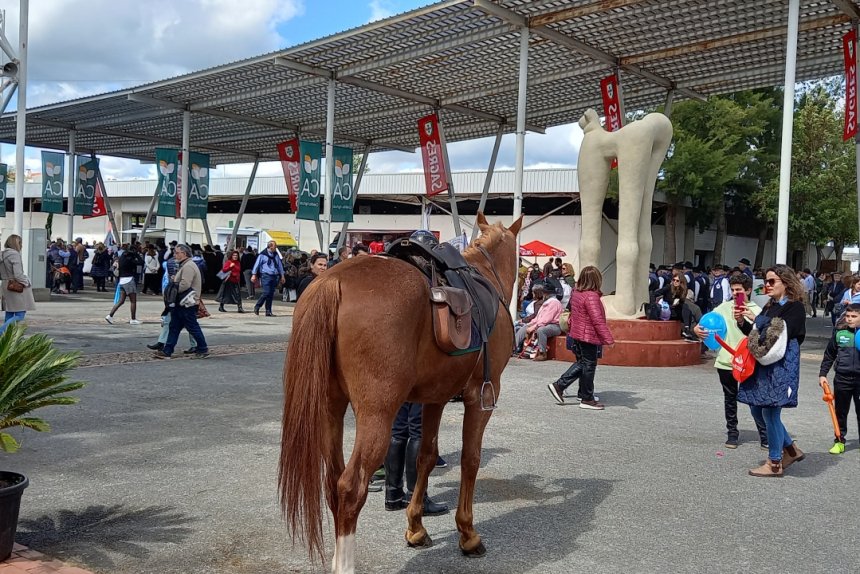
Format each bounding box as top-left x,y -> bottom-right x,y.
277,139 -> 301,212
83,175 -> 106,219
417,113 -> 449,196
844,29 -> 858,141
600,74 -> 623,168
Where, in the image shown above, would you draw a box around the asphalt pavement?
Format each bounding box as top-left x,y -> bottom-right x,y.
5,292 -> 858,574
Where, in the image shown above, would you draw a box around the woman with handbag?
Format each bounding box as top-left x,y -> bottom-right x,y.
216,250 -> 244,313
0,235 -> 36,333
737,264 -> 807,477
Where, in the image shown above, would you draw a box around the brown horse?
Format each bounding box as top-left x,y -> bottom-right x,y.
279,213 -> 522,574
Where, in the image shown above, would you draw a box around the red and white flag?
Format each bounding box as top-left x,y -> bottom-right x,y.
600,74 -> 623,133
844,29 -> 858,141
277,139 -> 301,212
417,113 -> 449,197
84,171 -> 107,219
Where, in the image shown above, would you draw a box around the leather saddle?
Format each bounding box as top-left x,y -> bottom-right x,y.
385,239 -> 500,354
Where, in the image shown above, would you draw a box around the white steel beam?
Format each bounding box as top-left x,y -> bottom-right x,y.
831,0 -> 860,19
471,124 -> 504,242
776,0 -> 800,264
179,110 -> 190,243
437,118 -> 462,237
323,78 -> 335,252
65,130 -> 75,243
228,159 -> 259,252
512,25 -> 528,319
13,0 -> 27,236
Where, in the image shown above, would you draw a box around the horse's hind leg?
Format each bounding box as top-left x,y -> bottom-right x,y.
325,389 -> 348,573
456,389 -> 496,557
405,402 -> 445,548
332,413 -> 392,574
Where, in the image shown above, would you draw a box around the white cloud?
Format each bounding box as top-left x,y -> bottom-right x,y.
368,0 -> 396,22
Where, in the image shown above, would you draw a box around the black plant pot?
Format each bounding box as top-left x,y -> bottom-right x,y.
0,471 -> 28,561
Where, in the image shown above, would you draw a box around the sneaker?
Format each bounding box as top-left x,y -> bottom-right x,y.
129,319 -> 142,325
104,315 -> 115,324
152,350 -> 170,360
146,342 -> 164,351
191,351 -> 210,359
436,456 -> 448,468
547,382 -> 565,405
760,442 -> 769,451
829,441 -> 846,455
725,437 -> 739,449
579,400 -> 604,410
564,394 -> 599,403
183,348 -> 198,355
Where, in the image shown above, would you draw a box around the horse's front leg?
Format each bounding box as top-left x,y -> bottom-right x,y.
456,380 -> 497,557
405,402 -> 445,548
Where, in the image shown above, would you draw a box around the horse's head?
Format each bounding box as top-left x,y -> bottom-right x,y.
470,212 -> 523,294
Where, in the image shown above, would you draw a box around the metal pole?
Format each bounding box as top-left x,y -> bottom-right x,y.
179,110 -> 190,244
663,89 -> 675,118
615,67 -> 627,126
436,118 -> 462,237
323,78 -> 335,252
512,25 -> 529,318
227,159 -> 259,252
137,186 -> 160,245
775,0 -> 799,265
96,169 -> 121,246
65,130 -> 75,242
421,196 -> 430,230
12,0 -> 28,236
337,149 -> 368,250
0,83 -> 16,114
471,124 -> 505,242
202,219 -> 213,247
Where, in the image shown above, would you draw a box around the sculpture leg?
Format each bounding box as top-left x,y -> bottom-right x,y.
613,154 -> 648,317
577,141 -> 611,269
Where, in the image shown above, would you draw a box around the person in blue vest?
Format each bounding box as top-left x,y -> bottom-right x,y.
710,265 -> 731,310
694,266 -> 711,314
250,240 -> 286,317
738,258 -> 754,281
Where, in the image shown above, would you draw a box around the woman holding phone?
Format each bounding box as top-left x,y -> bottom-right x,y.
736,265 -> 806,477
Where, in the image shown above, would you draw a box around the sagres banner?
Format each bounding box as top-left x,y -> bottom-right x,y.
73,156 -> 98,216
297,140 -> 322,221
0,164 -> 7,217
330,146 -> 354,223
418,113 -> 448,196
84,168 -> 107,219
844,29 -> 858,141
156,148 -> 180,218
41,151 -> 65,214
277,139 -> 300,213
187,152 -> 210,220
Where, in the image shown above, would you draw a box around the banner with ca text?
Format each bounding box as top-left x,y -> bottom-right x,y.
297,140 -> 322,221
330,146 -> 354,223
418,113 -> 448,196
0,164 -> 6,217
187,152 -> 209,220
73,156 -> 98,216
277,139 -> 300,213
844,29 -> 858,141
156,148 -> 180,218
41,151 -> 65,214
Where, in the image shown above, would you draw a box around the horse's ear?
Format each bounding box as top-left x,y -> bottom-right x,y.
476,212 -> 489,231
507,215 -> 524,237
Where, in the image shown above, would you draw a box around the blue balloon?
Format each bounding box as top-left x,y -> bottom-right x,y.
699,312 -> 728,351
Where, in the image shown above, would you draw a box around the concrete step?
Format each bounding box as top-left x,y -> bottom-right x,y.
605,318 -> 686,341
547,337 -> 703,367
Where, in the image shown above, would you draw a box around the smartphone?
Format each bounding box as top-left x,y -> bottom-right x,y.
734,291 -> 746,310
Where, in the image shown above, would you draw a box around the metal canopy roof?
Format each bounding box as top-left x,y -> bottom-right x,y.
0,0 -> 858,166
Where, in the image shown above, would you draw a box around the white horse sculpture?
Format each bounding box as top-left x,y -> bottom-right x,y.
577,108 -> 673,318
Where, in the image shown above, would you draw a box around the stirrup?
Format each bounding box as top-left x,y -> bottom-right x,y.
480,380 -> 496,411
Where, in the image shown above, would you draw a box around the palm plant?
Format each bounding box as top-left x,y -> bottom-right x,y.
0,323 -> 85,453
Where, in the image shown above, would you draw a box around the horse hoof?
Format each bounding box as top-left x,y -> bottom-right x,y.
406,531 -> 433,548
460,541 -> 486,557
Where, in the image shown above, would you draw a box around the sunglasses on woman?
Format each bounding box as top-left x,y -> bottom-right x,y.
765,278 -> 780,286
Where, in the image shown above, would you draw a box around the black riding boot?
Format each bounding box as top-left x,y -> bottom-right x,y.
384,437 -> 407,511
405,438 -> 449,516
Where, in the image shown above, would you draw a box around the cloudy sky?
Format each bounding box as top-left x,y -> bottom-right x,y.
0,0 -> 582,180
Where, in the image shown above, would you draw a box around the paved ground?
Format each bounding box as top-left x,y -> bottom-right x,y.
4,292 -> 859,574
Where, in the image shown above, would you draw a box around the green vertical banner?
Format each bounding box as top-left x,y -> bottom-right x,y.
73,156 -> 98,216
156,148 -> 180,218
297,140 -> 322,221
0,164 -> 6,217
186,152 -> 210,220
330,146 -> 354,223
40,151 -> 65,214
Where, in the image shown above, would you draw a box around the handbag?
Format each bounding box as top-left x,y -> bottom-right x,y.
5,279 -> 24,293
748,316 -> 787,366
196,299 -> 210,319
216,269 -> 230,281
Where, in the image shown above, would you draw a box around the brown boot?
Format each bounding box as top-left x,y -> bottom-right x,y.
782,442 -> 805,469
533,351 -> 548,362
748,459 -> 783,478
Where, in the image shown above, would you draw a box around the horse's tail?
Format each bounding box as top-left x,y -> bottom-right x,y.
279,278 -> 339,563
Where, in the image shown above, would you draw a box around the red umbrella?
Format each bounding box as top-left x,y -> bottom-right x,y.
519,240 -> 566,258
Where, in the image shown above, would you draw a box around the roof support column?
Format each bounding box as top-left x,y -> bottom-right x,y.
512,25 -> 529,317
437,118 -> 462,237
202,219 -> 213,247
322,78 -> 335,252
13,0 -> 28,236
227,159 -> 259,252
179,110 -> 190,244
65,130 -> 75,243
471,123 -> 505,242
776,0 -> 800,265
337,148 -> 369,250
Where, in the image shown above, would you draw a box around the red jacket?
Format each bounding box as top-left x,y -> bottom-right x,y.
567,290 -> 614,346
221,260 -> 241,283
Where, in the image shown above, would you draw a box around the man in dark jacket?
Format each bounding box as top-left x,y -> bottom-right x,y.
819,303 -> 860,455
240,247 -> 257,299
